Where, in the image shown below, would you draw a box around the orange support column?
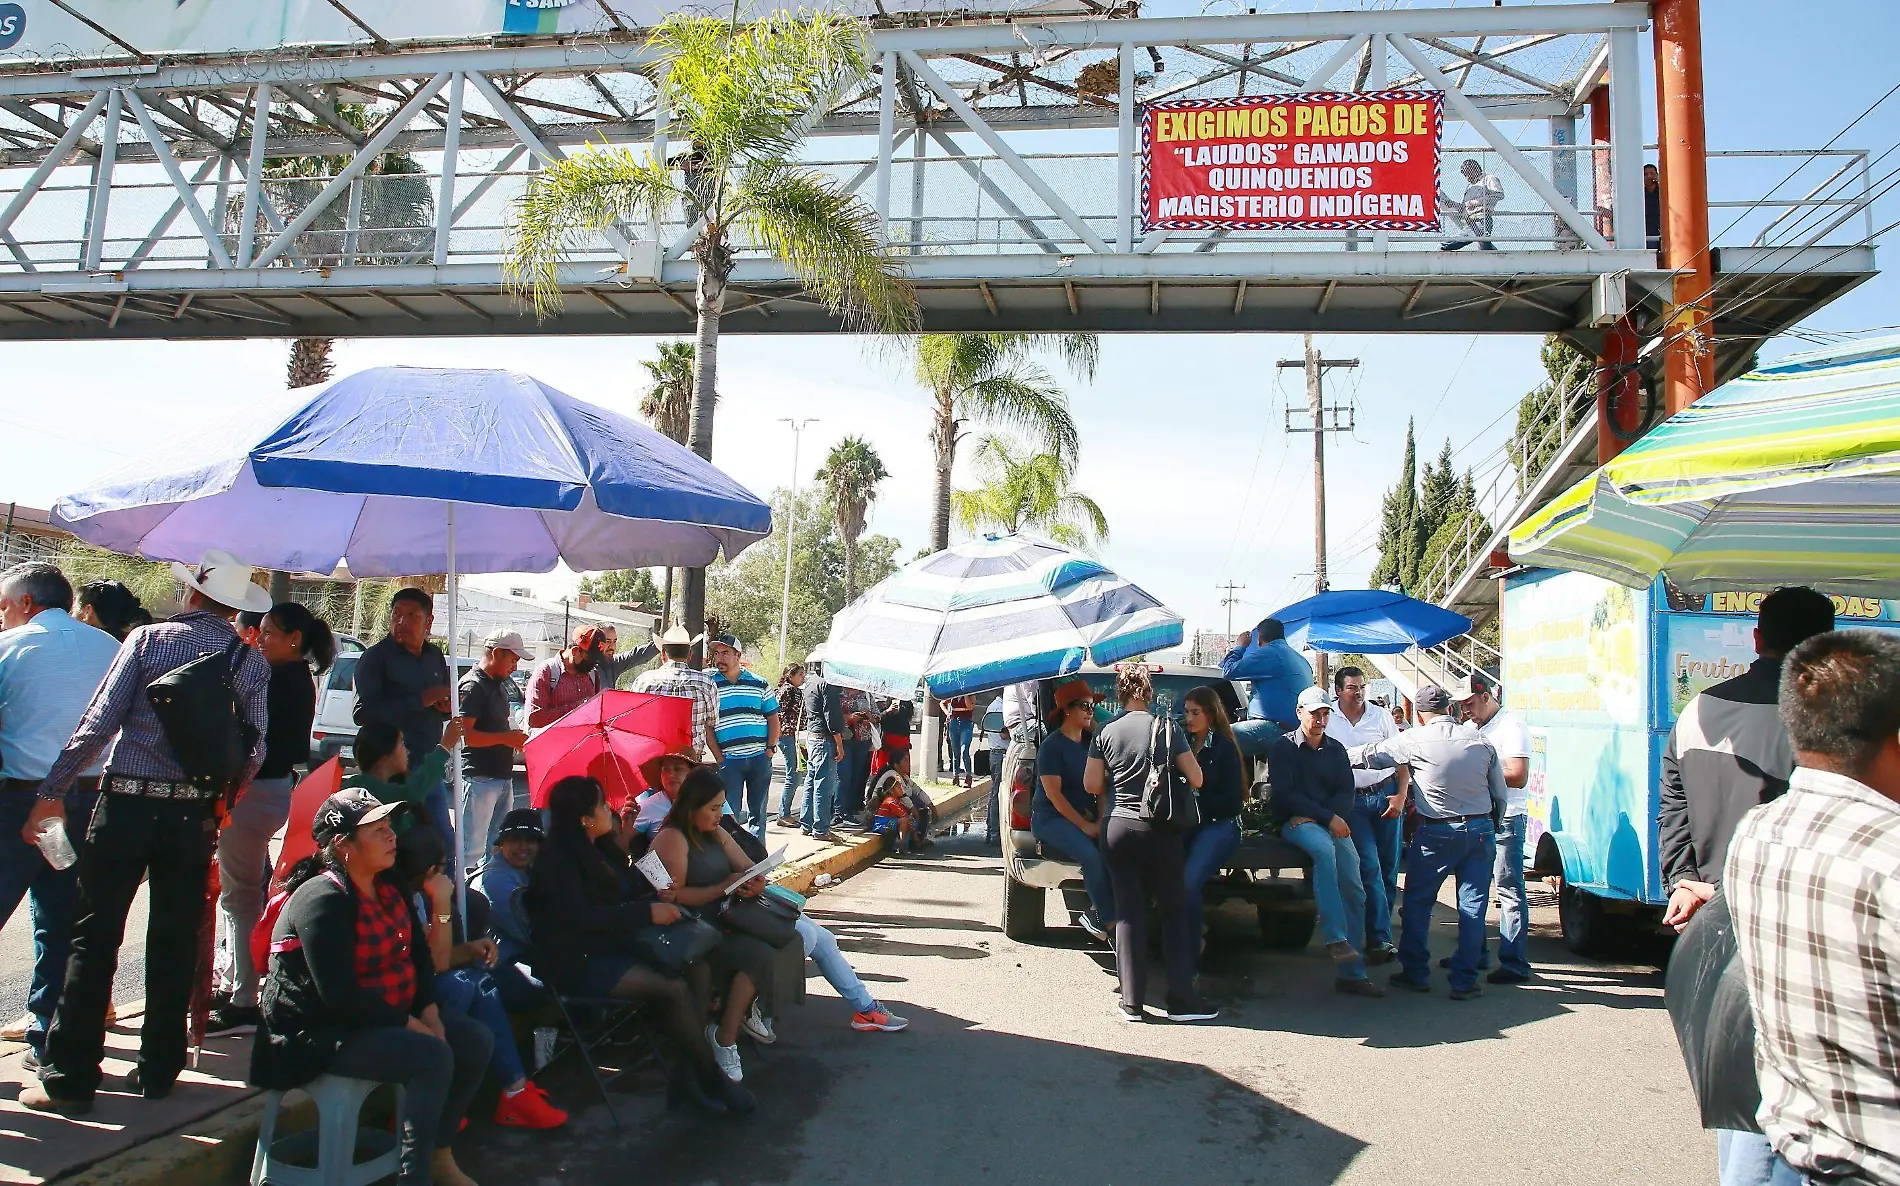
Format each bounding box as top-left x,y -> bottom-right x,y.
1598,320 -> 1642,465
1589,85 -> 1613,242
1654,0 -> 1714,415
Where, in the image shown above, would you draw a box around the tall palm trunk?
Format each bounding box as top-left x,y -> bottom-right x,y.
680,244 -> 731,650
929,387 -> 956,552
842,532 -> 860,602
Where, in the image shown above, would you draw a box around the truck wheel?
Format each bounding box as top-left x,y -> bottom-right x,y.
1256,888 -> 1317,951
1003,876 -> 1045,942
1559,883 -> 1617,958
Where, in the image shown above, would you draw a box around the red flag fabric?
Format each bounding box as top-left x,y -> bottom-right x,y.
273,757 -> 344,884
524,690 -> 694,810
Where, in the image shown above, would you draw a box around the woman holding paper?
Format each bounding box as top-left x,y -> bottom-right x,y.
524,775 -> 754,1116
653,770 -> 782,1084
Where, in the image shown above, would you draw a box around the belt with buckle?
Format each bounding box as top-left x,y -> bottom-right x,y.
1421,812 -> 1489,826
103,774 -> 217,802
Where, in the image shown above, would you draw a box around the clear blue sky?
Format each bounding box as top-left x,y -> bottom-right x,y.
1,0 -> 1894,640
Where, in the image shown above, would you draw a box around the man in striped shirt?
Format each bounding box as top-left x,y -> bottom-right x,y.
706,635 -> 779,842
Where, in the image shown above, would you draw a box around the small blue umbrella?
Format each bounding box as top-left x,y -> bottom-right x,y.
819,534 -> 1184,698
1267,589 -> 1471,654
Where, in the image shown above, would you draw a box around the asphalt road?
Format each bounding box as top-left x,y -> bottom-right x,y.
460,828 -> 1716,1186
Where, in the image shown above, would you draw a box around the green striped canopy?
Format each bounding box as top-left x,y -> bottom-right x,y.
1509,337 -> 1900,595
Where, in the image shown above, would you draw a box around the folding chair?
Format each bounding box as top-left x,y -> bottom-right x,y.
538,994 -> 663,1127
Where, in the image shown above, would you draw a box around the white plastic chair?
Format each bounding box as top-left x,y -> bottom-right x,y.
249,1074 -> 403,1186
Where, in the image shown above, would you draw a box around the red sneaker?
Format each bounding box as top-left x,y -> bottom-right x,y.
850,1006 -> 909,1033
494,1085 -> 569,1129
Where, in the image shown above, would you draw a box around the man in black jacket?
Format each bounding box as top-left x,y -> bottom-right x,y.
1659,586 -> 1835,933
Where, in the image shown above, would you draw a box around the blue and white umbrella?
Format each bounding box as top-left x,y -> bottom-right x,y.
818,535 -> 1183,699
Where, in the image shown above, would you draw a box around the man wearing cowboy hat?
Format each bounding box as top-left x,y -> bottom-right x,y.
22,550 -> 272,1114
632,625 -> 723,766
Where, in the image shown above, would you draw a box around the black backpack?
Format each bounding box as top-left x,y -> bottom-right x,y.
145,637 -> 258,799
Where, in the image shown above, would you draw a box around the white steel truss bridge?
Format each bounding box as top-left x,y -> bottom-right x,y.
0,1 -> 1875,359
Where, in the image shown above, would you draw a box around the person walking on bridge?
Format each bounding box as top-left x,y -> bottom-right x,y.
1348,684 -> 1507,1000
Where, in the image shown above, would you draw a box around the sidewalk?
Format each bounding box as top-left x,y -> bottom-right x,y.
0,777 -> 983,1184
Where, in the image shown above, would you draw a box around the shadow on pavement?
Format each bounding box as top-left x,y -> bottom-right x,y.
456,1000 -> 1368,1185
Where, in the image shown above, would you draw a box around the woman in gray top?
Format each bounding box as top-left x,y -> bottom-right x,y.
1084,666 -> 1217,1024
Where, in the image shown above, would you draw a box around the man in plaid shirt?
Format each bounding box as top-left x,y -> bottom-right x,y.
22,551 -> 271,1115
632,625 -> 723,764
1726,629 -> 1900,1184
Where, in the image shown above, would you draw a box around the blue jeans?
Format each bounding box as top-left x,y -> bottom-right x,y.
946,718 -> 973,779
776,735 -> 802,819
1182,818 -> 1241,948
1231,718 -> 1291,762
435,967 -> 527,1088
986,748 -> 1006,845
1490,813 -> 1531,977
459,776 -> 511,877
1398,817 -> 1497,991
0,785 -> 98,1055
1032,810 -> 1114,926
840,740 -> 873,822
800,733 -> 839,835
719,752 -> 774,841
421,780 -> 455,864
1283,820 -> 1367,980
1716,1130 -> 1806,1186
1346,789 -> 1402,948
797,915 -> 875,1013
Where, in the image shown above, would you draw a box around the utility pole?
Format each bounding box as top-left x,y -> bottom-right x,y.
1279,334 -> 1358,686
776,417 -> 818,668
1217,581 -> 1246,636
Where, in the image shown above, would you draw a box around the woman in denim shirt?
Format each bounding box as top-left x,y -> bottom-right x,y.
1182,686 -> 1245,957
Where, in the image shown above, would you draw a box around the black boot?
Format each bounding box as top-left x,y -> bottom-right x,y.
667,1061 -> 727,1115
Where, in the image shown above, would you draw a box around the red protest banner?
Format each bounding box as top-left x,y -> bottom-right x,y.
1141,91 -> 1443,232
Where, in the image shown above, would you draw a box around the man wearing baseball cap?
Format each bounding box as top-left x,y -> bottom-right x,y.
1268,686 -> 1381,997
457,630 -> 531,877
1451,673 -> 1534,984
1346,684 -> 1508,999
704,634 -> 780,841
24,550 -> 272,1114
526,624 -> 610,732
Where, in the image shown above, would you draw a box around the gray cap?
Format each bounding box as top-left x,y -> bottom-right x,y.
1413,684 -> 1452,715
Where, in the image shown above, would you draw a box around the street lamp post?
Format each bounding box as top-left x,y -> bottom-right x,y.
776,417 -> 818,667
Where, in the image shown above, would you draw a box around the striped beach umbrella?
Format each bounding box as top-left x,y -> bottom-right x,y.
1508,337 -> 1900,595
818,534 -> 1184,698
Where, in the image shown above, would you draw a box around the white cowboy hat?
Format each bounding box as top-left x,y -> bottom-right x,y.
658,624 -> 704,647
171,549 -> 272,613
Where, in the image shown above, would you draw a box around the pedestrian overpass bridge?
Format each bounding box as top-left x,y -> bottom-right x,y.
0,2 -> 1874,357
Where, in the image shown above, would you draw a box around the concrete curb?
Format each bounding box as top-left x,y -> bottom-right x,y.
59,779 -> 987,1185
770,779 -> 984,896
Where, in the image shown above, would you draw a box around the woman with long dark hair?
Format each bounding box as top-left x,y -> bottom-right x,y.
210,601 -> 338,1035
1083,665 -> 1215,1023
653,768 -> 779,1084
250,790 -> 490,1186
73,579 -> 149,640
1181,685 -> 1246,954
525,774 -> 753,1115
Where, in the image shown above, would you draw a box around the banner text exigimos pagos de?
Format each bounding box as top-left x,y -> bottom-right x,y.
1141,92 -> 1443,232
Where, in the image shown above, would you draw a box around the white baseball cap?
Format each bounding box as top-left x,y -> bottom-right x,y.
483,628 -> 530,659
1295,686 -> 1332,714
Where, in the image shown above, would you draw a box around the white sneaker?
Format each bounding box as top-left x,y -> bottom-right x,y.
706,1023 -> 743,1082
741,1002 -> 776,1045
1,1012 -> 32,1042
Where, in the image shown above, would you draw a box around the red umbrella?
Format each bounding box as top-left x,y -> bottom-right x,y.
525,690 -> 694,810
273,757 -> 344,883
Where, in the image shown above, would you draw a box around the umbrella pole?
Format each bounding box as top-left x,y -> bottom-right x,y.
446,503 -> 466,922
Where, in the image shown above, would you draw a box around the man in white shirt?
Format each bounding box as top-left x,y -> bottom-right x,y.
1324,666 -> 1409,963
1440,158 -> 1504,251
1454,673 -> 1534,983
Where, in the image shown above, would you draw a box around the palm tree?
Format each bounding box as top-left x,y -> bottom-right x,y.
641,340 -> 696,445
911,333 -> 1099,553
953,434 -> 1109,550
640,340 -> 696,623
505,10 -> 917,639
814,436 -> 890,600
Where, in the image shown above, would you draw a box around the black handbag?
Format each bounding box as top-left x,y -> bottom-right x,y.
146,637 -> 258,799
718,893 -> 800,949
626,909 -> 724,976
1139,715 -> 1200,830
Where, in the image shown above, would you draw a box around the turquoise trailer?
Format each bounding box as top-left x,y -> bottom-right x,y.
1502,567 -> 1900,954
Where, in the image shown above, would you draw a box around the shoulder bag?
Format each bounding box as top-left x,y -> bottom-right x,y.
718,892 -> 801,948
1139,714 -> 1200,830
146,636 -> 259,799
626,907 -> 726,976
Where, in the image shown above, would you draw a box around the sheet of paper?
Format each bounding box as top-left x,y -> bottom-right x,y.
723,846 -> 788,896
634,849 -> 673,890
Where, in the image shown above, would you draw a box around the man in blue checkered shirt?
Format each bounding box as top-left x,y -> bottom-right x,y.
22,551 -> 270,1116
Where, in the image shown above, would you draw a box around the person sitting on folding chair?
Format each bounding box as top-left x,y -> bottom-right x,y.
394,825 -> 569,1131
525,775 -> 754,1116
